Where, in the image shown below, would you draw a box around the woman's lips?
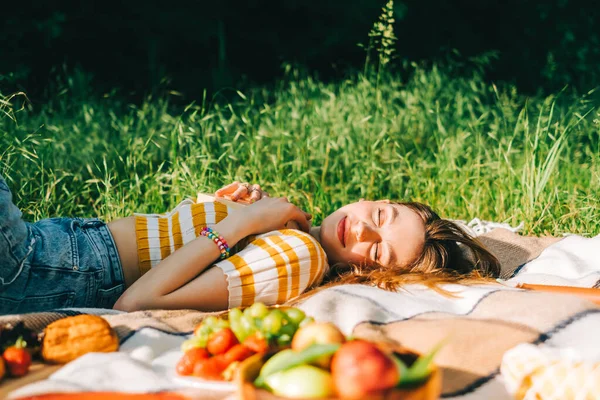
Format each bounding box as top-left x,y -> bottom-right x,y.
337,216 -> 347,247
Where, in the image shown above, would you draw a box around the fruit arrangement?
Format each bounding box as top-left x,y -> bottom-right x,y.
241,326 -> 442,399
176,303 -> 441,399
176,303 -> 313,381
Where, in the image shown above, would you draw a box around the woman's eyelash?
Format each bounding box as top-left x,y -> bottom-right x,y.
372,208 -> 382,261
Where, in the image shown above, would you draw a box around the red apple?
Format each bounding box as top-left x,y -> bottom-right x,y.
331,340 -> 399,398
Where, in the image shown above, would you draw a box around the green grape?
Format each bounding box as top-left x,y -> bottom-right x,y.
279,322 -> 297,338
203,316 -> 219,328
229,317 -> 247,342
215,318 -> 230,330
262,309 -> 285,334
243,307 -> 254,319
248,302 -> 269,318
196,322 -> 213,337
299,316 -> 315,328
241,314 -> 258,336
284,308 -> 306,326
181,336 -> 207,352
228,308 -> 243,324
276,333 -> 292,346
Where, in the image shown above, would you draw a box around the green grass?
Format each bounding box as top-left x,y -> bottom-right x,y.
1,63 -> 599,237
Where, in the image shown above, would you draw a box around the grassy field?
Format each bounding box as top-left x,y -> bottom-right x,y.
1,63 -> 599,237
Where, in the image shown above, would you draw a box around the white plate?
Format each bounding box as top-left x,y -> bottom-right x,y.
171,374 -> 237,391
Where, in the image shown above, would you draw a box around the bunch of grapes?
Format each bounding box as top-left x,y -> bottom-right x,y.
182,303 -> 314,353
229,303 -> 313,346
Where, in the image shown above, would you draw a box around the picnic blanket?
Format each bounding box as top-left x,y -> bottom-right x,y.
3,227 -> 600,400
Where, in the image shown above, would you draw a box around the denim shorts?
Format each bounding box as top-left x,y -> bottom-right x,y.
0,175 -> 125,314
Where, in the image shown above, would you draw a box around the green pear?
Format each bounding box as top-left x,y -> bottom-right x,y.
265,364 -> 335,398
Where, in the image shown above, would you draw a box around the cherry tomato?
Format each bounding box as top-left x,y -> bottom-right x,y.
212,354 -> 230,371
207,328 -> 239,355
243,333 -> 269,353
223,344 -> 256,364
3,345 -> 31,377
193,357 -> 225,380
176,347 -> 210,376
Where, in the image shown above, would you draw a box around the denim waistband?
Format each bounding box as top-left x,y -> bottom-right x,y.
96,222 -> 125,287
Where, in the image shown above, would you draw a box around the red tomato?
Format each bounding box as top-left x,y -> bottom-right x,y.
206,328 -> 239,355
3,346 -> 31,377
243,334 -> 269,353
176,347 -> 210,376
211,354 -> 230,370
223,344 -> 255,365
192,357 -> 225,380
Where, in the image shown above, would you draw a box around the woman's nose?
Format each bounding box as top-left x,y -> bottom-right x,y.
355,221 -> 378,242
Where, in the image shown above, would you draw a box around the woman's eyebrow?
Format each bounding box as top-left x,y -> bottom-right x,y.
389,205 -> 399,224
386,242 -> 397,266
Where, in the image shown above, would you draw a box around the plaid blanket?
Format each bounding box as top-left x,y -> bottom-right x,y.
3,230 -> 600,399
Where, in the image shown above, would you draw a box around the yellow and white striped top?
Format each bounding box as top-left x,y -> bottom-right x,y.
134,199 -> 329,307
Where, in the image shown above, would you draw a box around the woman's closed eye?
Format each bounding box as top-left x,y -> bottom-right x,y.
371,241 -> 381,262
373,208 -> 383,226
371,208 -> 384,262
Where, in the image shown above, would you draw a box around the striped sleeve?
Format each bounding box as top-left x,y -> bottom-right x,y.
213,229 -> 329,308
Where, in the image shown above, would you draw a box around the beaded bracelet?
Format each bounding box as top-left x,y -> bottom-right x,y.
200,226 -> 231,260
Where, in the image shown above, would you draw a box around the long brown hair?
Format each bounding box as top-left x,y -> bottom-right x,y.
294,202 -> 500,302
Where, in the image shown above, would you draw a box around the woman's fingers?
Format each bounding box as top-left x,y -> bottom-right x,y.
215,181 -> 240,197
289,206 -> 310,233
249,185 -> 262,202
215,181 -> 271,203
249,184 -> 270,202
236,196 -> 313,235
231,183 -> 250,201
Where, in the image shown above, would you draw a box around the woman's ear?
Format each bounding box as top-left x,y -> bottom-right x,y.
377,199 -> 391,204
359,198 -> 365,202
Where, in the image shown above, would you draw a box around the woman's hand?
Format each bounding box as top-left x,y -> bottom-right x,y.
215,181 -> 269,204
230,196 -> 312,234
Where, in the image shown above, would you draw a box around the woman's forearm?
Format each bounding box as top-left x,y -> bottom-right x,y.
113,216 -> 248,310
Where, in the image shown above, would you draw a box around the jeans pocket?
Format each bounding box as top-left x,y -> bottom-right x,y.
73,218 -> 105,273
0,291 -> 76,314
95,284 -> 125,309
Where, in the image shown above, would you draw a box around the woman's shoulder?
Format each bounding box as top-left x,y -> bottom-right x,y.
215,229 -> 329,307
245,229 -> 327,261
255,228 -> 319,242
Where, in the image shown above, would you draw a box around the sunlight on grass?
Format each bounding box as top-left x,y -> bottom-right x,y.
0,64 -> 598,237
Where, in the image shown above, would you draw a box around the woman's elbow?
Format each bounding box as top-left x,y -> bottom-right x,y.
113,292 -> 145,312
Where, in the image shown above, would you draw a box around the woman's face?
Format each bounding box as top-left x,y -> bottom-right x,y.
319,200 -> 426,268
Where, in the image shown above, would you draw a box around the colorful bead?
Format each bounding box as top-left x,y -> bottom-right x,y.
200,226 -> 230,260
